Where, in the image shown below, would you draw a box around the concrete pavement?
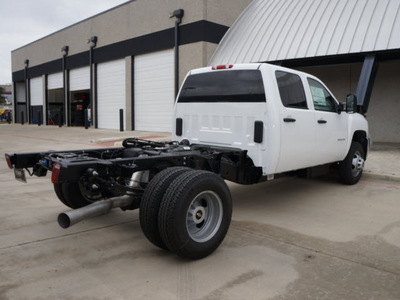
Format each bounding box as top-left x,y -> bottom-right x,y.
0,124 -> 399,299
364,142 -> 400,181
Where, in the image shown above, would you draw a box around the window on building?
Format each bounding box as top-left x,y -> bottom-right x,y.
307,78 -> 337,112
275,71 -> 307,109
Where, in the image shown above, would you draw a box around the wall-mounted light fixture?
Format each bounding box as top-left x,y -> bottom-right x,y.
87,36 -> 98,47
169,9 -> 184,20
61,45 -> 69,56
24,59 -> 29,68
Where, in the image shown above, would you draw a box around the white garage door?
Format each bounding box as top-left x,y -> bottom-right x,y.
97,59 -> 126,130
70,66 -> 90,91
134,49 -> 174,132
48,72 -> 63,89
30,77 -> 43,106
16,82 -> 26,103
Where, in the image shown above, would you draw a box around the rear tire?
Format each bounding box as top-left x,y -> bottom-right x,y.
53,183 -> 71,207
139,167 -> 191,250
158,170 -> 232,259
339,142 -> 365,185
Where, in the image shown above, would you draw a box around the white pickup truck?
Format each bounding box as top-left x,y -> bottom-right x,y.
6,63 -> 369,259
175,63 -> 369,184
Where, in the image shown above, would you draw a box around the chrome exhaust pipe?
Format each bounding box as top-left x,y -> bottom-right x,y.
58,195 -> 135,229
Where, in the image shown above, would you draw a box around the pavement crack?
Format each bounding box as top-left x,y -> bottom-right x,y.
0,220 -> 137,251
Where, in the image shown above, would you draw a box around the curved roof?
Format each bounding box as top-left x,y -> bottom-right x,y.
209,0 -> 400,65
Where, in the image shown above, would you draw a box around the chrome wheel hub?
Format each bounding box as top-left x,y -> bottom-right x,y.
351,151 -> 365,177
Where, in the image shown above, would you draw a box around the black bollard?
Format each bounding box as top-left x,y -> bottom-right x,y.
58,110 -> 63,127
84,109 -> 89,129
119,109 -> 124,132
21,111 -> 24,125
38,110 -> 41,126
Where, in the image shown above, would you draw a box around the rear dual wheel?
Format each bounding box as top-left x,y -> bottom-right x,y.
53,180 -> 102,209
139,167 -> 191,249
140,168 -> 232,259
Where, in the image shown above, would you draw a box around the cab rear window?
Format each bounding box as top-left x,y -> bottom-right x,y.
177,70 -> 266,103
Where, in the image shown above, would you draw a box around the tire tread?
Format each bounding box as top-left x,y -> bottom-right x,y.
139,167 -> 191,249
158,170 -> 232,259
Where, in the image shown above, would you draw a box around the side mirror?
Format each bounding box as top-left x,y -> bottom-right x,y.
337,102 -> 345,114
346,94 -> 357,113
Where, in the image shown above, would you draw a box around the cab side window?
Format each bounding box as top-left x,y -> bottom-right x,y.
307,78 -> 336,112
276,71 -> 308,109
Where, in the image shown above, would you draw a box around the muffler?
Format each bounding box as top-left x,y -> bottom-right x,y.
58,195 -> 135,229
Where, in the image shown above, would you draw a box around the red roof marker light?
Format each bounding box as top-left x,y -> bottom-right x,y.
211,65 -> 234,70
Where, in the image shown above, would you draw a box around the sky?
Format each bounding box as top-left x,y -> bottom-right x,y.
0,0 -> 130,85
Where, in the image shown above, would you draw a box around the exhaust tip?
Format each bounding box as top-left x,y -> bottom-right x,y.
58,213 -> 71,229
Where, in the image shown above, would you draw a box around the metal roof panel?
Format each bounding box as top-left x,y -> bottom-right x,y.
209,0 -> 400,65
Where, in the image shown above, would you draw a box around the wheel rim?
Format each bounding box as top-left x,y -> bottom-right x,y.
78,180 -> 102,202
351,150 -> 365,177
186,191 -> 223,243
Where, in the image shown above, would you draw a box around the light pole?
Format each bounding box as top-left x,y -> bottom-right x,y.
169,9 -> 184,98
23,59 -> 29,124
61,45 -> 69,127
88,36 -> 97,128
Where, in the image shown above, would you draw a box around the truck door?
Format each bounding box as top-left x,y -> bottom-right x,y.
275,71 -> 317,173
306,78 -> 348,164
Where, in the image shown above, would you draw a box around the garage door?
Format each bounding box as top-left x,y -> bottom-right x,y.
15,82 -> 27,123
16,82 -> 25,103
70,67 -> 90,91
134,49 -> 174,132
97,59 -> 126,130
48,72 -> 63,89
30,77 -> 43,106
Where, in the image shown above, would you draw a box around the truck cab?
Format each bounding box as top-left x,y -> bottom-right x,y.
173,63 -> 369,178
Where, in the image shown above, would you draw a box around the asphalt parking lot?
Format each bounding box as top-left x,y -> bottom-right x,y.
1,124 -> 399,299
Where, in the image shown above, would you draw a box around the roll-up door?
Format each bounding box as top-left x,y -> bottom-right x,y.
15,82 -> 26,123
47,72 -> 64,126
48,72 -> 63,89
134,49 -> 174,132
69,67 -> 90,126
16,82 -> 25,103
97,59 -> 126,130
30,77 -> 43,106
30,77 -> 43,124
70,67 -> 90,91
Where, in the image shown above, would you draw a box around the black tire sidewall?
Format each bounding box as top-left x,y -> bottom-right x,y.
159,171 -> 232,259
53,183 -> 71,207
339,142 -> 365,185
61,181 -> 99,209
